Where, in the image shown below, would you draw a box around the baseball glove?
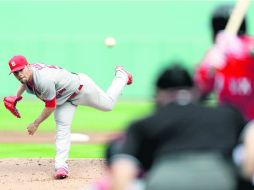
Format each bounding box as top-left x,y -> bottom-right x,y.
4,96 -> 22,118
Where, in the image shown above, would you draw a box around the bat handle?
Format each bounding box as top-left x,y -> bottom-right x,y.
225,0 -> 251,35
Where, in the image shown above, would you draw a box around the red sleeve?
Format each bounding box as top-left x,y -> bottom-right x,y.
195,64 -> 215,94
44,97 -> 56,108
194,50 -> 216,94
241,35 -> 254,56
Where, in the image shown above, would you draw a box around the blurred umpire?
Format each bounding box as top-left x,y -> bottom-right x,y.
103,63 -> 254,190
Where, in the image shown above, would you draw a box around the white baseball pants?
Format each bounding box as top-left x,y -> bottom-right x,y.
54,72 -> 128,170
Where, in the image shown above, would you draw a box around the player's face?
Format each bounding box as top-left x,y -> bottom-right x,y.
13,66 -> 32,84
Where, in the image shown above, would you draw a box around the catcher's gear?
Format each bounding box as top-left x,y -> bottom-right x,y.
4,96 -> 22,118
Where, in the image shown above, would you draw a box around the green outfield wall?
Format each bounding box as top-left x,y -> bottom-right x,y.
0,1 -> 253,98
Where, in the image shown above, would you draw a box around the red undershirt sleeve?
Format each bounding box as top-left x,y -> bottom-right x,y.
44,97 -> 56,108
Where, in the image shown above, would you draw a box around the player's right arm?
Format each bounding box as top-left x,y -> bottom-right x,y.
194,49 -> 219,96
27,105 -> 56,135
27,78 -> 57,135
16,84 -> 26,97
194,32 -> 232,98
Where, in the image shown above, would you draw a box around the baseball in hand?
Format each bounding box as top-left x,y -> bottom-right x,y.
104,37 -> 116,47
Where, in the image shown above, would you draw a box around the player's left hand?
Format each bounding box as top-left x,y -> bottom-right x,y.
215,31 -> 244,58
27,122 -> 39,135
3,96 -> 22,118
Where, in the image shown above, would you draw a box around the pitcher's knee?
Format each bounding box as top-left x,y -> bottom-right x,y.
55,120 -> 72,127
101,105 -> 113,112
98,101 -> 114,111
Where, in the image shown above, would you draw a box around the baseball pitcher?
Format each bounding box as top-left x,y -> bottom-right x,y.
4,55 -> 133,179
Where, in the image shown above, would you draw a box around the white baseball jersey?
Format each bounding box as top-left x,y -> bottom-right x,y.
25,63 -> 80,105
22,63 -> 130,171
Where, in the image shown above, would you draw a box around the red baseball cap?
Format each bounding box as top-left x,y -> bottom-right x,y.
9,55 -> 29,74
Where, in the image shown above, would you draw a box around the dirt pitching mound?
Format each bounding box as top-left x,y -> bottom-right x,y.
0,158 -> 106,190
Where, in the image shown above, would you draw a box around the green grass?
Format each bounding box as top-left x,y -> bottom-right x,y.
0,100 -> 152,158
0,99 -> 153,132
0,99 -> 219,158
0,144 -> 105,158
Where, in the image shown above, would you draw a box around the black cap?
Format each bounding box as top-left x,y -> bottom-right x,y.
156,64 -> 193,89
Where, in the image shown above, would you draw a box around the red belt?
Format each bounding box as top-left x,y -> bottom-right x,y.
68,85 -> 83,100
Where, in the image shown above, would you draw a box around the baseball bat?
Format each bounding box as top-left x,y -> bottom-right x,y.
225,0 -> 251,35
